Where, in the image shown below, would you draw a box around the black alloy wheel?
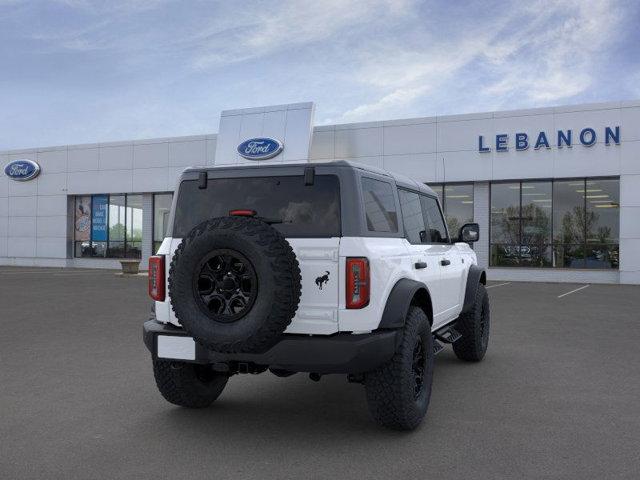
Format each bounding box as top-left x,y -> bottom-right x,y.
193,249 -> 258,323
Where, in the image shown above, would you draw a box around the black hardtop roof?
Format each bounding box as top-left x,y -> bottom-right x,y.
182,160 -> 437,197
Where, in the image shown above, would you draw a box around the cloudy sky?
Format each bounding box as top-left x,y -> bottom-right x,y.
1,0 -> 638,150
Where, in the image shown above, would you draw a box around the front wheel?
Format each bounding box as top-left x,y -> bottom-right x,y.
364,307 -> 434,431
153,360 -> 228,408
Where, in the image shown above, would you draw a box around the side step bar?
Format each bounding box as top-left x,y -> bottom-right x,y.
433,325 -> 462,355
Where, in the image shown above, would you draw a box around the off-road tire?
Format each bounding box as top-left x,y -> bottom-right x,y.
169,216 -> 301,353
453,283 -> 490,362
153,359 -> 228,408
364,307 -> 433,431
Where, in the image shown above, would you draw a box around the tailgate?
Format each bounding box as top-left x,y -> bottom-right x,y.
157,236 -> 341,334
285,237 -> 340,335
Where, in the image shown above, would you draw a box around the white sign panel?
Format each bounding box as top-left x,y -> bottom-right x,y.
213,102 -> 315,166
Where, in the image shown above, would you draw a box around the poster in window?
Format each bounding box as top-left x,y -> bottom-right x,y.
74,196 -> 91,241
91,195 -> 108,242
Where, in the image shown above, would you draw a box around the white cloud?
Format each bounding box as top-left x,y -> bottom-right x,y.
482,0 -> 621,105
191,0 -> 415,69
21,0 -> 416,66
340,85 -> 429,121
335,0 -> 625,122
338,35 -> 493,121
52,0 -> 172,13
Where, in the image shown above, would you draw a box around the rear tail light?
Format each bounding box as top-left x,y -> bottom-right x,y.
346,257 -> 369,309
148,255 -> 165,301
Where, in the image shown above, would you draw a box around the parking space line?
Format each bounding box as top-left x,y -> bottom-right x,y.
0,269 -> 78,272
557,284 -> 590,298
486,282 -> 511,289
51,272 -> 118,276
0,271 -> 60,275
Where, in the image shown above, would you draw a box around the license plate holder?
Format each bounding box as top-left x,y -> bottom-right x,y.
157,335 -> 196,360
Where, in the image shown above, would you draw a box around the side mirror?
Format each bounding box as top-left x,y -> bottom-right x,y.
458,223 -> 479,243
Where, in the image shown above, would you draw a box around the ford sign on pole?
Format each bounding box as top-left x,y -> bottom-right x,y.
4,159 -> 41,181
237,138 -> 284,160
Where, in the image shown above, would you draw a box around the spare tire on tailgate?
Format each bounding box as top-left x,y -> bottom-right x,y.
168,216 -> 301,353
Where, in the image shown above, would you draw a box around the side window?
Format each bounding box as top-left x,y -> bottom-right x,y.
361,177 -> 398,233
420,195 -> 449,243
398,189 -> 426,244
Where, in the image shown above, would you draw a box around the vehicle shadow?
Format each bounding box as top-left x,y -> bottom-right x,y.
150,376 -> 395,439
130,353 -> 470,446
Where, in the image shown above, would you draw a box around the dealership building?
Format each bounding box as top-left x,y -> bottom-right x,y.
1,100 -> 639,284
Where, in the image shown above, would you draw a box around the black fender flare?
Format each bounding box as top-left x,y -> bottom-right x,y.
461,265 -> 487,314
378,279 -> 432,329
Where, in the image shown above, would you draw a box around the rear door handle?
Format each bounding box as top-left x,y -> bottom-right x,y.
414,262 -> 427,269
440,259 -> 451,266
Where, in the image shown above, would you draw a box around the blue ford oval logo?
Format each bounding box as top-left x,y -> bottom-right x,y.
4,159 -> 41,181
237,137 -> 283,160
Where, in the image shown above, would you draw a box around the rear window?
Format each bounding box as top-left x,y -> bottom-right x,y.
172,175 -> 341,238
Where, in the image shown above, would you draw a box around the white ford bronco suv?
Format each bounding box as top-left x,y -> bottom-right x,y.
144,161 -> 489,430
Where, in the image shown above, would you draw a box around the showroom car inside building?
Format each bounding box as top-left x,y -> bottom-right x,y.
1,100 -> 638,284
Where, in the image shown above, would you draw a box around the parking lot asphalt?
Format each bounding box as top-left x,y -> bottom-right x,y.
1,267 -> 639,480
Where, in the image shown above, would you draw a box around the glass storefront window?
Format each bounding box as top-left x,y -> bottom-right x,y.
153,193 -> 173,253
491,178 -> 619,269
126,195 -> 143,258
553,180 -> 586,267
553,180 -> 585,245
520,181 -> 552,267
108,195 -> 126,258
73,193 -> 144,259
585,178 -> 619,268
490,182 -> 520,266
586,179 -> 619,243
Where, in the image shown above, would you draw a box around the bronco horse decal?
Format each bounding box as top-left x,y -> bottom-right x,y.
315,271 -> 330,290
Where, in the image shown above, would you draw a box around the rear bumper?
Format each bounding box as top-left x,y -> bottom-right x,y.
143,320 -> 400,374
